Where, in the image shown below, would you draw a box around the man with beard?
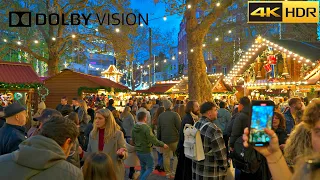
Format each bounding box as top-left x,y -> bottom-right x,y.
284,97 -> 303,134
175,101 -> 200,180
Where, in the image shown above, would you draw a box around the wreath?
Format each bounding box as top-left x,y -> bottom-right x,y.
38,86 -> 49,101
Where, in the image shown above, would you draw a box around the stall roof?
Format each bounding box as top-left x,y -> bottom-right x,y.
45,69 -> 129,90
0,62 -> 42,84
270,39 -> 320,62
136,82 -> 177,94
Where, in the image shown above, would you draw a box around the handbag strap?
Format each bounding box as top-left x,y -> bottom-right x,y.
199,122 -> 211,131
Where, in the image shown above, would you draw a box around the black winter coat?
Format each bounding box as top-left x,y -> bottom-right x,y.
175,113 -> 194,180
230,106 -> 250,148
0,123 -> 27,155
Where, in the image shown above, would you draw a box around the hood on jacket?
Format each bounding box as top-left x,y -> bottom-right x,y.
14,135 -> 66,170
152,104 -> 159,109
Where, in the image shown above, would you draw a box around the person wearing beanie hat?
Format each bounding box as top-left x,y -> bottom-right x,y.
0,102 -> 27,155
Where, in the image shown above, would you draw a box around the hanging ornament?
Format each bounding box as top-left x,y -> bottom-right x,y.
282,52 -> 289,76
14,92 -> 23,101
267,55 -> 277,65
264,64 -> 272,73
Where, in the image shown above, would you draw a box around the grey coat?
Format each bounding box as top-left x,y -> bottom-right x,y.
0,135 -> 83,180
86,130 -> 128,180
122,114 -> 135,137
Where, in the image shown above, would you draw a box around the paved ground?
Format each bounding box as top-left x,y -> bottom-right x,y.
125,149 -> 235,180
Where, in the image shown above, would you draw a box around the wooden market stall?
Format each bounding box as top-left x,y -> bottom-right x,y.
0,62 -> 43,129
136,81 -> 180,99
44,69 -> 129,109
226,36 -> 320,100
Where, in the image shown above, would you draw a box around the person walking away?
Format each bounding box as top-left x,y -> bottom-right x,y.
112,110 -> 126,136
79,109 -> 127,180
121,106 -> 135,142
150,100 -> 160,120
175,101 -> 200,180
157,99 -> 181,178
0,103 -> 27,156
132,112 -> 168,180
73,99 -> 89,148
192,102 -> 228,179
0,116 -> 83,180
82,152 -> 117,180
107,99 -> 116,112
56,96 -> 71,114
152,106 -> 165,172
136,103 -> 151,125
214,101 -> 232,160
66,112 -> 81,168
284,97 -> 303,134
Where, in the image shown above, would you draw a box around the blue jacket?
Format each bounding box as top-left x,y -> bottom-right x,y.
284,109 -> 295,134
214,108 -> 231,135
0,123 -> 27,156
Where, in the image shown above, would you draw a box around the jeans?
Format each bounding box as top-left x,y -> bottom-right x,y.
163,141 -> 178,175
157,151 -> 163,167
137,152 -> 154,180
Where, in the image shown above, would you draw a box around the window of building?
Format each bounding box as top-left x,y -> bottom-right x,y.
212,66 -> 216,73
223,67 -> 227,75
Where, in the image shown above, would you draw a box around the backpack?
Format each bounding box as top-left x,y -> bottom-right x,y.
183,122 -> 211,161
231,136 -> 262,174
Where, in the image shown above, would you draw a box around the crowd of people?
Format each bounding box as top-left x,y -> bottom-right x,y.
0,94 -> 319,180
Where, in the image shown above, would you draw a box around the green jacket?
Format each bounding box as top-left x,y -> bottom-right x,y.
132,122 -> 164,153
157,110 -> 181,144
0,135 -> 83,180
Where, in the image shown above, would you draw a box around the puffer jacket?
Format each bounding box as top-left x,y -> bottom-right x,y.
0,135 -> 83,180
0,123 -> 27,156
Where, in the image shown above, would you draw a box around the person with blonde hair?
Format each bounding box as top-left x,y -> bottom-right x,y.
82,152 -> 117,180
80,108 -> 127,180
284,122 -> 312,167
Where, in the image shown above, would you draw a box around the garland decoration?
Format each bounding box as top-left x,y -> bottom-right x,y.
78,86 -> 129,96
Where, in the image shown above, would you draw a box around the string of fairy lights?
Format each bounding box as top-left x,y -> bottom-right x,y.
224,36 -> 319,88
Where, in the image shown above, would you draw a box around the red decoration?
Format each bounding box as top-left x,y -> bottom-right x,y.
267,55 -> 277,65
264,64 -> 272,73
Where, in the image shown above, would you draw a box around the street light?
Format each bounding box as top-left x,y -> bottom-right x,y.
202,44 -> 206,47
187,4 -> 191,9
17,41 -> 21,45
164,59 -> 167,63
163,16 -> 167,21
140,23 -> 143,27
34,40 -> 39,44
215,37 -> 219,41
156,63 -> 158,66
52,37 -> 56,41
72,34 -> 76,38
172,56 -> 175,60
3,39 -> 7,42
216,2 -> 221,7
115,28 -> 120,33
190,49 -> 194,52
179,51 -> 182,55
95,28 -> 98,32
228,30 -> 232,34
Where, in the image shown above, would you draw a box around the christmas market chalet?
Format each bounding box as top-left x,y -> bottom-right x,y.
137,73 -> 234,100
225,36 -> 320,99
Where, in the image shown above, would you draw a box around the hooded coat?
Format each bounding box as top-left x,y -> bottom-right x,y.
0,135 -> 83,180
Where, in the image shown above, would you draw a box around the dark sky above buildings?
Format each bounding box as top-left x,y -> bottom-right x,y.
130,0 -> 183,45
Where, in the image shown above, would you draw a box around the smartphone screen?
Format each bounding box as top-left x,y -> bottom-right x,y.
249,101 -> 275,146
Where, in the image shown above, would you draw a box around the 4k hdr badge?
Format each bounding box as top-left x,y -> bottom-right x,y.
248,1 -> 319,23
